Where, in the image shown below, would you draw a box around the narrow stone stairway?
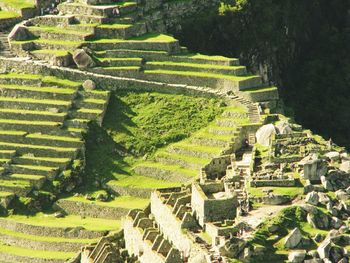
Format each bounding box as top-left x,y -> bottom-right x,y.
0,31 -> 12,58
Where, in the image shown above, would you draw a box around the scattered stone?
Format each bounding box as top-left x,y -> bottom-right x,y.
329,246 -> 344,262
85,194 -> 94,201
275,120 -> 293,134
340,160 -> 350,173
255,124 -> 276,147
318,192 -> 331,205
284,227 -> 302,249
96,192 -> 108,202
268,224 -> 279,233
324,151 -> 340,161
307,212 -> 329,229
306,191 -> 319,205
54,211 -> 65,218
288,250 -> 306,263
304,259 -> 323,263
73,49 -> 96,69
321,176 -> 333,191
83,79 -> 96,90
339,225 -> 349,234
336,190 -> 349,201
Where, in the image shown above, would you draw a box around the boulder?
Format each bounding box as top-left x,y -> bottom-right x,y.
324,151 -> 340,161
288,250 -> 306,263
303,158 -> 327,181
275,120 -> 293,135
306,191 -> 319,205
255,124 -> 276,147
317,238 -> 332,259
73,49 -> 96,69
336,190 -> 349,201
321,176 -> 333,191
340,160 -> 350,173
331,217 -> 343,229
284,228 -> 302,249
318,192 -> 331,205
307,212 -> 329,230
83,79 -> 96,90
8,24 -> 31,41
329,246 -> 344,262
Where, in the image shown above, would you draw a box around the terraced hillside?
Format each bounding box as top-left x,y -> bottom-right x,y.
0,0 -> 285,262
0,0 -> 37,31
9,0 -> 278,102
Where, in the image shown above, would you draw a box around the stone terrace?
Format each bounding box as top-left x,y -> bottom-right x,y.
0,72 -> 110,199
8,0 -> 278,102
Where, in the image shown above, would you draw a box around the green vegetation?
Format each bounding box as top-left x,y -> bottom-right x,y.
0,10 -> 20,19
0,243 -> 74,259
82,91 -> 223,192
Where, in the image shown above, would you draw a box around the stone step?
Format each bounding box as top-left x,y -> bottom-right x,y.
207,126 -> 239,136
142,70 -> 262,91
0,108 -> 67,122
190,135 -> 231,148
0,149 -> 16,159
0,179 -> 32,196
64,118 -> 90,129
168,143 -> 221,159
58,2 -> 137,18
55,195 -> 147,220
94,22 -> 147,39
0,96 -> 72,112
215,118 -> 240,127
144,61 -> 247,76
0,84 -> 77,101
0,119 -> 64,133
133,162 -> 197,183
13,156 -> 71,170
10,164 -> 59,179
87,66 -> 141,78
155,152 -> 208,170
0,216 -> 112,239
0,141 -> 78,159
87,39 -> 181,53
96,57 -> 143,67
27,26 -> 94,42
0,226 -> 91,252
6,173 -> 47,189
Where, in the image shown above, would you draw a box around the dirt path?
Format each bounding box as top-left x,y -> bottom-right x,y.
238,199 -> 304,229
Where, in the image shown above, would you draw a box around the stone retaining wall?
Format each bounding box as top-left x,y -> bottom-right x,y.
250,179 -> 296,187
0,232 -> 85,252
55,199 -> 129,220
107,184 -> 153,199
0,218 -> 106,239
0,252 -> 67,263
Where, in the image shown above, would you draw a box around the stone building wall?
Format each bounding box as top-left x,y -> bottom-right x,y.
150,192 -> 193,257
191,183 -> 238,227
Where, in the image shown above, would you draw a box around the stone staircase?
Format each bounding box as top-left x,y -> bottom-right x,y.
0,31 -> 12,57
